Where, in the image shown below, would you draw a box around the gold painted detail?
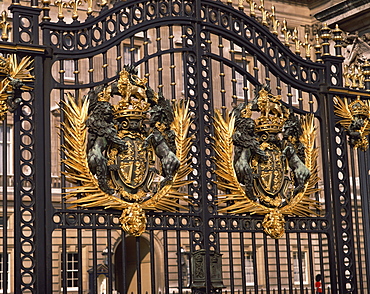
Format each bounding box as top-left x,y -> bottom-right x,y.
55,0 -> 67,20
69,0 -> 82,20
262,209 -> 285,239
302,33 -> 312,59
344,64 -> 367,90
61,68 -> 193,237
214,87 -> 320,239
0,11 -> 10,41
0,55 -> 34,120
84,0 -> 93,16
258,0 -> 268,26
269,6 -> 279,36
292,28 -> 301,55
55,0 -> 94,21
281,19 -> 291,47
334,95 -> 370,151
246,0 -> 257,18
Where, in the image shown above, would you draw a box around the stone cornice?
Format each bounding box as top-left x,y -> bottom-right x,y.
314,0 -> 370,22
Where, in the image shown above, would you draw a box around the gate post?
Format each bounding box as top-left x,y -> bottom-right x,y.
183,0 -> 222,292
322,54 -> 358,294
8,3 -> 53,293
9,5 -> 41,44
357,150 -> 370,292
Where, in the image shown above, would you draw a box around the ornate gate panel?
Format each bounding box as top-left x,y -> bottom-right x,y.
0,0 -> 369,293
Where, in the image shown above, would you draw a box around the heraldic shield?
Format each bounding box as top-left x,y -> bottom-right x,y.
61,66 -> 192,236
252,143 -> 288,197
109,131 -> 152,192
214,85 -> 320,239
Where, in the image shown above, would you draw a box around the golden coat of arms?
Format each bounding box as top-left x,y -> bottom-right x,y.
62,66 -> 192,236
214,86 -> 320,238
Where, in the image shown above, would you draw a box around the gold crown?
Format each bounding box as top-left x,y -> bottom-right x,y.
254,117 -> 285,133
253,89 -> 287,134
113,107 -> 146,120
113,69 -> 151,120
0,56 -> 10,75
349,96 -> 369,117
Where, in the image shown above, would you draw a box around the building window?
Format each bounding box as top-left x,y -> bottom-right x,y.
0,216 -> 9,229
245,251 -> 254,285
0,125 -> 13,175
180,247 -> 190,288
235,60 -> 250,100
64,60 -> 74,81
288,87 -> 300,105
293,251 -> 308,284
123,45 -> 139,66
62,252 -> 79,291
235,70 -> 244,99
0,253 -> 10,293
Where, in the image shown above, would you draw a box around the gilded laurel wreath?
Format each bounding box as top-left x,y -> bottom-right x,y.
61,68 -> 192,236
214,87 -> 320,238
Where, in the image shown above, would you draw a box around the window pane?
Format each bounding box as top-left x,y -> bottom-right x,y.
0,125 -> 13,175
293,251 -> 308,284
245,252 -> 254,285
61,252 -> 79,289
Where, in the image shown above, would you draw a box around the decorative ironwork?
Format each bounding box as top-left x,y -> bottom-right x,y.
0,11 -> 10,41
246,0 -> 257,18
302,33 -> 312,59
334,95 -> 370,151
269,5 -> 279,36
3,0 -> 370,293
191,250 -> 224,291
292,28 -> 301,55
332,24 -> 343,57
281,19 -> 291,47
258,0 -> 268,26
68,0 -> 82,20
0,54 -> 34,120
214,86 -> 320,239
320,23 -> 331,56
61,66 -> 192,236
55,0 -> 67,20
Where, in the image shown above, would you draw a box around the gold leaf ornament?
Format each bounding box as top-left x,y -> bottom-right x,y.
0,54 -> 34,120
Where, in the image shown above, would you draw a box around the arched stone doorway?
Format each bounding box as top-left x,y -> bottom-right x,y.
114,236 -> 154,293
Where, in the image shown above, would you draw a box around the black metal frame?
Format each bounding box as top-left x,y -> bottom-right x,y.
1,0 -> 370,293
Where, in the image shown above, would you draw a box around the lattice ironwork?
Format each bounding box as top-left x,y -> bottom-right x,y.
0,0 -> 370,294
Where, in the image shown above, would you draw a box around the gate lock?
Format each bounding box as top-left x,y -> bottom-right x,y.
190,249 -> 224,291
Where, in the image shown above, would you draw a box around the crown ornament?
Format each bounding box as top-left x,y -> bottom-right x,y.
349,96 -> 369,117
253,89 -> 289,134
114,68 -> 151,121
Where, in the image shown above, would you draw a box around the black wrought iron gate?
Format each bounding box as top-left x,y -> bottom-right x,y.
1,0 -> 370,293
